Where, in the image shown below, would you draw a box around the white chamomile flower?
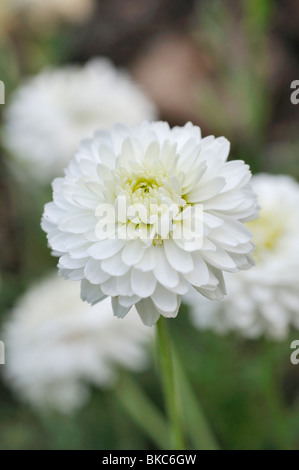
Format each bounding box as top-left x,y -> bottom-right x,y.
3,58 -> 157,183
188,174 -> 299,340
2,273 -> 153,413
42,121 -> 258,327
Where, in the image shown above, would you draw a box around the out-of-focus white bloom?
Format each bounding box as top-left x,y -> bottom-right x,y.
42,121 -> 258,327
3,58 -> 157,183
188,174 -> 299,340
5,0 -> 94,26
3,274 -> 153,413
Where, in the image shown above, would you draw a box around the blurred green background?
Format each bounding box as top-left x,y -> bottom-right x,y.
0,0 -> 299,450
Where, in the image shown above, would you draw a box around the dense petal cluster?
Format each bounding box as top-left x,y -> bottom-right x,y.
42,121 -> 258,326
188,174 -> 299,339
3,274 -> 152,412
3,58 -> 157,182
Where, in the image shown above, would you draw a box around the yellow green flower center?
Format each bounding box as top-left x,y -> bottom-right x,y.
246,209 -> 285,261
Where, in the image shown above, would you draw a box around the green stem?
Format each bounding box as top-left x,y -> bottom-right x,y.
156,317 -> 185,450
114,374 -> 169,449
172,349 -> 219,450
262,342 -> 294,449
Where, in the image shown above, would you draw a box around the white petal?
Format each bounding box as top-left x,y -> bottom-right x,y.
219,160 -> 250,192
144,140 -> 160,162
153,246 -> 180,288
134,246 -> 157,271
43,202 -> 65,223
204,190 -> 247,211
84,258 -> 110,284
131,269 -> 157,297
164,239 -> 194,273
116,273 -> 134,296
101,277 -> 118,296
136,298 -> 160,326
88,239 -> 125,260
195,268 -> 226,300
111,297 -> 131,318
152,284 -> 179,312
58,211 -> 96,233
81,279 -> 106,304
203,249 -> 238,272
118,295 -> 141,308
229,252 -> 254,270
186,177 -> 226,203
69,243 -> 92,259
154,302 -> 181,319
59,255 -> 88,269
168,276 -> 189,295
183,254 -> 210,287
97,144 -> 117,168
101,252 -> 130,276
64,234 -> 89,250
65,267 -> 84,281
121,240 -> 145,266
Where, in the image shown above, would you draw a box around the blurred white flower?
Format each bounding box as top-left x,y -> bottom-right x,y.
3,58 -> 157,183
3,273 -> 153,413
188,174 -> 299,340
5,0 -> 94,26
42,121 -> 258,327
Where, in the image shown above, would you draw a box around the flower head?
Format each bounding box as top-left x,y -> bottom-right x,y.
3,58 -> 157,183
188,174 -> 299,340
3,273 -> 152,413
42,121 -> 258,326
